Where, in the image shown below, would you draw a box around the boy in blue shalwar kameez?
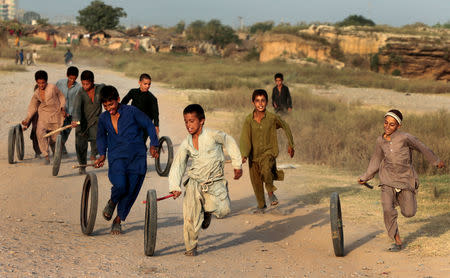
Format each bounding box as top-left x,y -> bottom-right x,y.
94,85 -> 159,235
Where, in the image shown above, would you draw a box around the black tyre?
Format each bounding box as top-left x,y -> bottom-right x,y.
8,126 -> 16,164
52,135 -> 63,176
330,192 -> 344,257
144,189 -> 157,256
155,136 -> 174,177
15,124 -> 24,161
80,173 -> 98,235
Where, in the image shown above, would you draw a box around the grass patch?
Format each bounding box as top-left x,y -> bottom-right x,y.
0,64 -> 28,72
27,47 -> 450,94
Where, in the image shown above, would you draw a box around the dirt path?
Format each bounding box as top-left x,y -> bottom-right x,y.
0,63 -> 449,277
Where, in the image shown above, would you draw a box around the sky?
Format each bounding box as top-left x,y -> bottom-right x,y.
18,0 -> 450,28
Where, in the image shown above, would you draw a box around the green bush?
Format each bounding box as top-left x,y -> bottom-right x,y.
336,15 -> 375,27
370,54 -> 379,72
249,21 -> 274,34
391,69 -> 401,76
185,19 -> 239,48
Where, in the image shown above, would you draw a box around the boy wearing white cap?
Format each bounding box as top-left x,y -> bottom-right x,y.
358,109 -> 445,251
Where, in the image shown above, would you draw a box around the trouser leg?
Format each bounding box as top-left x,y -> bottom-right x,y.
183,181 -> 203,251
203,180 -> 231,219
89,140 -> 98,158
30,114 -> 41,155
115,174 -> 145,221
249,161 -> 266,209
398,190 -> 417,218
381,185 -> 399,240
75,133 -> 88,165
260,156 -> 278,193
60,116 -> 72,148
36,123 -> 50,157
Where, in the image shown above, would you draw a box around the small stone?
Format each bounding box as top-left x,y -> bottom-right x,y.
245,221 -> 250,224
16,218 -> 22,222
30,213 -> 35,217
377,260 -> 384,264
265,266 -> 272,270
202,260 -> 206,264
362,266 -> 370,270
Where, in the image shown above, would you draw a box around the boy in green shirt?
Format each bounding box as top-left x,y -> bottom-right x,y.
240,89 -> 295,212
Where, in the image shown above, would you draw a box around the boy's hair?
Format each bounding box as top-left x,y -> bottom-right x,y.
100,85 -> 120,103
67,66 -> 79,77
80,70 -> 94,83
274,73 -> 284,80
139,73 -> 151,81
387,109 -> 403,123
183,104 -> 205,121
252,89 -> 268,102
35,70 -> 48,81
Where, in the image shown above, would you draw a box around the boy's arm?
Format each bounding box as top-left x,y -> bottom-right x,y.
239,117 -> 252,161
120,90 -> 133,105
286,86 -> 292,110
95,114 -> 108,167
133,107 -> 158,148
55,86 -> 66,114
214,130 -> 242,170
406,133 -> 442,166
275,115 -> 294,148
359,140 -> 384,182
71,90 -> 82,123
152,97 -> 159,127
23,93 -> 39,125
168,140 -> 189,192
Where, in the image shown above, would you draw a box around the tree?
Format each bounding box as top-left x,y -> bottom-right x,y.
76,0 -> 127,32
22,11 -> 40,25
336,15 -> 375,27
175,20 -> 185,34
185,19 -> 239,47
249,21 -> 274,34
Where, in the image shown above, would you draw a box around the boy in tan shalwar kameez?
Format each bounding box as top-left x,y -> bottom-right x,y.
22,70 -> 65,164
359,109 -> 445,251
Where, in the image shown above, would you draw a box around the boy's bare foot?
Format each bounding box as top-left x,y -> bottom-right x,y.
268,192 -> 279,206
111,216 -> 121,235
252,205 -> 267,214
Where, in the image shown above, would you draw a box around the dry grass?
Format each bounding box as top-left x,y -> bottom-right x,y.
0,64 -> 28,72
21,47 -> 450,94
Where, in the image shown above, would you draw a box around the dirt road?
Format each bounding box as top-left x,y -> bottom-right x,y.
0,63 -> 449,277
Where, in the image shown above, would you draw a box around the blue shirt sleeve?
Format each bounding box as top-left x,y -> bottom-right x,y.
133,107 -> 159,147
96,113 -> 108,156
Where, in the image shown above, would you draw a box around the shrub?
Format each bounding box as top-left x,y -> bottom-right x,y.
391,69 -> 401,76
249,21 -> 274,34
370,54 -> 379,72
186,19 -> 239,48
336,15 -> 375,27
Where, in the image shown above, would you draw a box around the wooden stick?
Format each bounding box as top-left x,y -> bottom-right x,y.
72,163 -> 95,169
43,121 -> 80,138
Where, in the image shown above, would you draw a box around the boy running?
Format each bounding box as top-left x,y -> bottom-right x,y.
358,109 -> 445,251
240,89 -> 295,212
121,73 -> 159,137
22,70 -> 66,164
94,86 -> 159,235
56,66 -> 81,154
169,104 -> 242,256
71,70 -> 104,174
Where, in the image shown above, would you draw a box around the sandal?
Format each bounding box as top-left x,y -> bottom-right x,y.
103,199 -> 116,221
111,221 -> 122,235
269,193 -> 279,206
388,244 -> 402,252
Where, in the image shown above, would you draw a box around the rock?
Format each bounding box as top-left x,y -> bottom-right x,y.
377,260 -> 384,264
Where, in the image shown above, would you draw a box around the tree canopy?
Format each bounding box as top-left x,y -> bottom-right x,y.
336,15 -> 375,27
76,0 -> 127,32
185,19 -> 239,47
22,11 -> 41,25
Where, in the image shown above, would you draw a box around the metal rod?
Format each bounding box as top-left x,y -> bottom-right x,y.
142,193 -> 175,203
72,163 -> 96,169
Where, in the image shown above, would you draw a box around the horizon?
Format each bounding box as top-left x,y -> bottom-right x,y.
17,0 -> 450,28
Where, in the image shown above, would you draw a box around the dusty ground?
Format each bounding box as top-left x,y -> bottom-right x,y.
0,61 -> 449,277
